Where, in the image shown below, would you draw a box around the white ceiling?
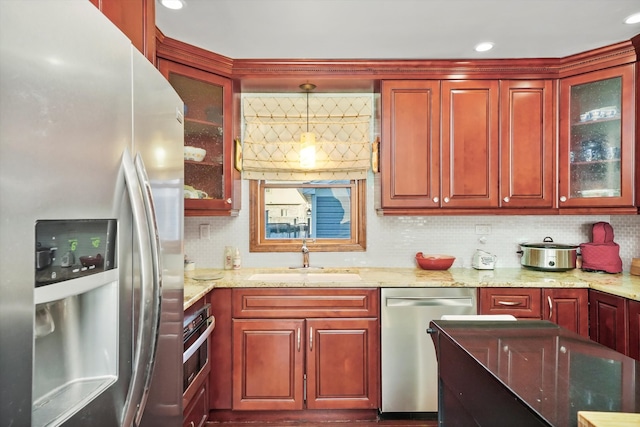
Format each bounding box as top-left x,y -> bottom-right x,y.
155,0 -> 640,60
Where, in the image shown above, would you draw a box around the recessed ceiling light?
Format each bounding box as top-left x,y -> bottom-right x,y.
624,12 -> 640,24
474,42 -> 494,52
160,0 -> 185,10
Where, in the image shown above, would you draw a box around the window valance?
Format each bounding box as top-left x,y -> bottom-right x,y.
242,95 -> 372,180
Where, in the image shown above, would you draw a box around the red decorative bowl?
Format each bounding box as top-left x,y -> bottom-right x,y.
415,252 -> 455,270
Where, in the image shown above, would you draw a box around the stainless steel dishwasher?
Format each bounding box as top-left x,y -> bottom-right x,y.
381,287 -> 477,414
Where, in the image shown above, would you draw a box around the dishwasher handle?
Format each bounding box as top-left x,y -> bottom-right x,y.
385,296 -> 474,307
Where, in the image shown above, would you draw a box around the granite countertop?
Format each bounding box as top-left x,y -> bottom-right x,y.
183,267 -> 640,310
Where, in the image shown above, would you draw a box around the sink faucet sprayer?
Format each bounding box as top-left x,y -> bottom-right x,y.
302,239 -> 310,268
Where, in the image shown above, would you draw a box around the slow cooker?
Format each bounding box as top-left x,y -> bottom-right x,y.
517,237 -> 578,271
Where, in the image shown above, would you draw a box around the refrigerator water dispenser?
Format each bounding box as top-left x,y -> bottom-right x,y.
32,220 -> 119,427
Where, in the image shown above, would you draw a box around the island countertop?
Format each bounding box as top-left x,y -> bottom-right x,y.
429,319 -> 640,426
183,267 -> 640,310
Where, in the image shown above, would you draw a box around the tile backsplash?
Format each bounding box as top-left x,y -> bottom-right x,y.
185,180 -> 640,271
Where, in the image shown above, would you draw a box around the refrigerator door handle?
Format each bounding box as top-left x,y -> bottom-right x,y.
134,153 -> 163,325
121,149 -> 163,427
133,153 -> 163,425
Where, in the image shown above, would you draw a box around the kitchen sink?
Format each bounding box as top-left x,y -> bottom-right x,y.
248,273 -> 361,283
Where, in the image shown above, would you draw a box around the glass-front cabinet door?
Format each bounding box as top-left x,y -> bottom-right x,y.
559,65 -> 635,209
158,59 -> 238,216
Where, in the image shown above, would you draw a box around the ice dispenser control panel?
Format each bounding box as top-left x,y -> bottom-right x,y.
35,219 -> 116,287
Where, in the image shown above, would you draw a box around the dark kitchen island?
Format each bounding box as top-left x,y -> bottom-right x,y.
428,320 -> 639,427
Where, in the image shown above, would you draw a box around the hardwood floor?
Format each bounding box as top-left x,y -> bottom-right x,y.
206,410 -> 438,426
207,422 -> 437,427
207,419 -> 438,427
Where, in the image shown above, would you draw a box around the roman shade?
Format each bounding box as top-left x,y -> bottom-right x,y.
242,95 -> 372,180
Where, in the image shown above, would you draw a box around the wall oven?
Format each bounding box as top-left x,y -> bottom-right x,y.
183,303 -> 215,395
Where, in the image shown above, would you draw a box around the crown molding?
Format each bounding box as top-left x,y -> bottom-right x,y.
156,29 -> 233,77
156,27 -> 637,91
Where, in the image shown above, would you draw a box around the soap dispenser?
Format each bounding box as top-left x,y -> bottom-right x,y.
233,248 -> 241,269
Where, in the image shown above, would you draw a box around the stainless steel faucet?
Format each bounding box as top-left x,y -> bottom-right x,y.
302,238 -> 310,268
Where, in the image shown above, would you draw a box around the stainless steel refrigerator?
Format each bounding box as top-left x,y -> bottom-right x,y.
0,1 -> 185,426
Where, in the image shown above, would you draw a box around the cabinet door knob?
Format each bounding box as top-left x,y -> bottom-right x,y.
226,198 -> 232,204
443,197 -> 450,203
432,197 -> 439,203
503,197 -> 510,203
560,196 -> 567,202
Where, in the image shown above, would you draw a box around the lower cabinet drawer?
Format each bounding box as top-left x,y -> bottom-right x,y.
232,288 -> 379,318
479,288 -> 542,318
183,383 -> 208,427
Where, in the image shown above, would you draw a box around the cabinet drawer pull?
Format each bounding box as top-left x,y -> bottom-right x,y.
309,326 -> 313,351
297,328 -> 301,352
497,300 -> 522,306
547,295 -> 553,319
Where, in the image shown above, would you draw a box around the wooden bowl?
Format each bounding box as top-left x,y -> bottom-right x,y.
415,252 -> 455,270
631,258 -> 640,276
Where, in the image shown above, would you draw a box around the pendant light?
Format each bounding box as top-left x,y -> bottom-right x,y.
299,83 -> 316,169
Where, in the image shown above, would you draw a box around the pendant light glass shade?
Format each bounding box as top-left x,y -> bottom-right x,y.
300,132 -> 316,169
300,83 -> 316,169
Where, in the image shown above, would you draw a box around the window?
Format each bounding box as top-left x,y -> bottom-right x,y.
249,179 -> 366,252
244,94 -> 372,253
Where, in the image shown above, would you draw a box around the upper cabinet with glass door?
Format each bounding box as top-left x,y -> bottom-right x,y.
559,65 -> 635,211
158,59 -> 238,216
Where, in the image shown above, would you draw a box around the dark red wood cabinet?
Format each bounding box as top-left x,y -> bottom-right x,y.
499,80 -> 555,209
558,64 -> 636,211
479,288 -> 589,337
589,289 -> 628,355
479,287 -> 542,318
207,288 -> 379,422
183,382 -> 208,427
380,80 -> 441,210
379,78 -> 565,214
208,288 -> 233,410
89,0 -> 155,62
543,288 -> 589,337
626,299 -> 640,360
157,58 -> 239,216
229,289 -> 379,412
441,80 -> 500,209
379,79 -> 500,212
